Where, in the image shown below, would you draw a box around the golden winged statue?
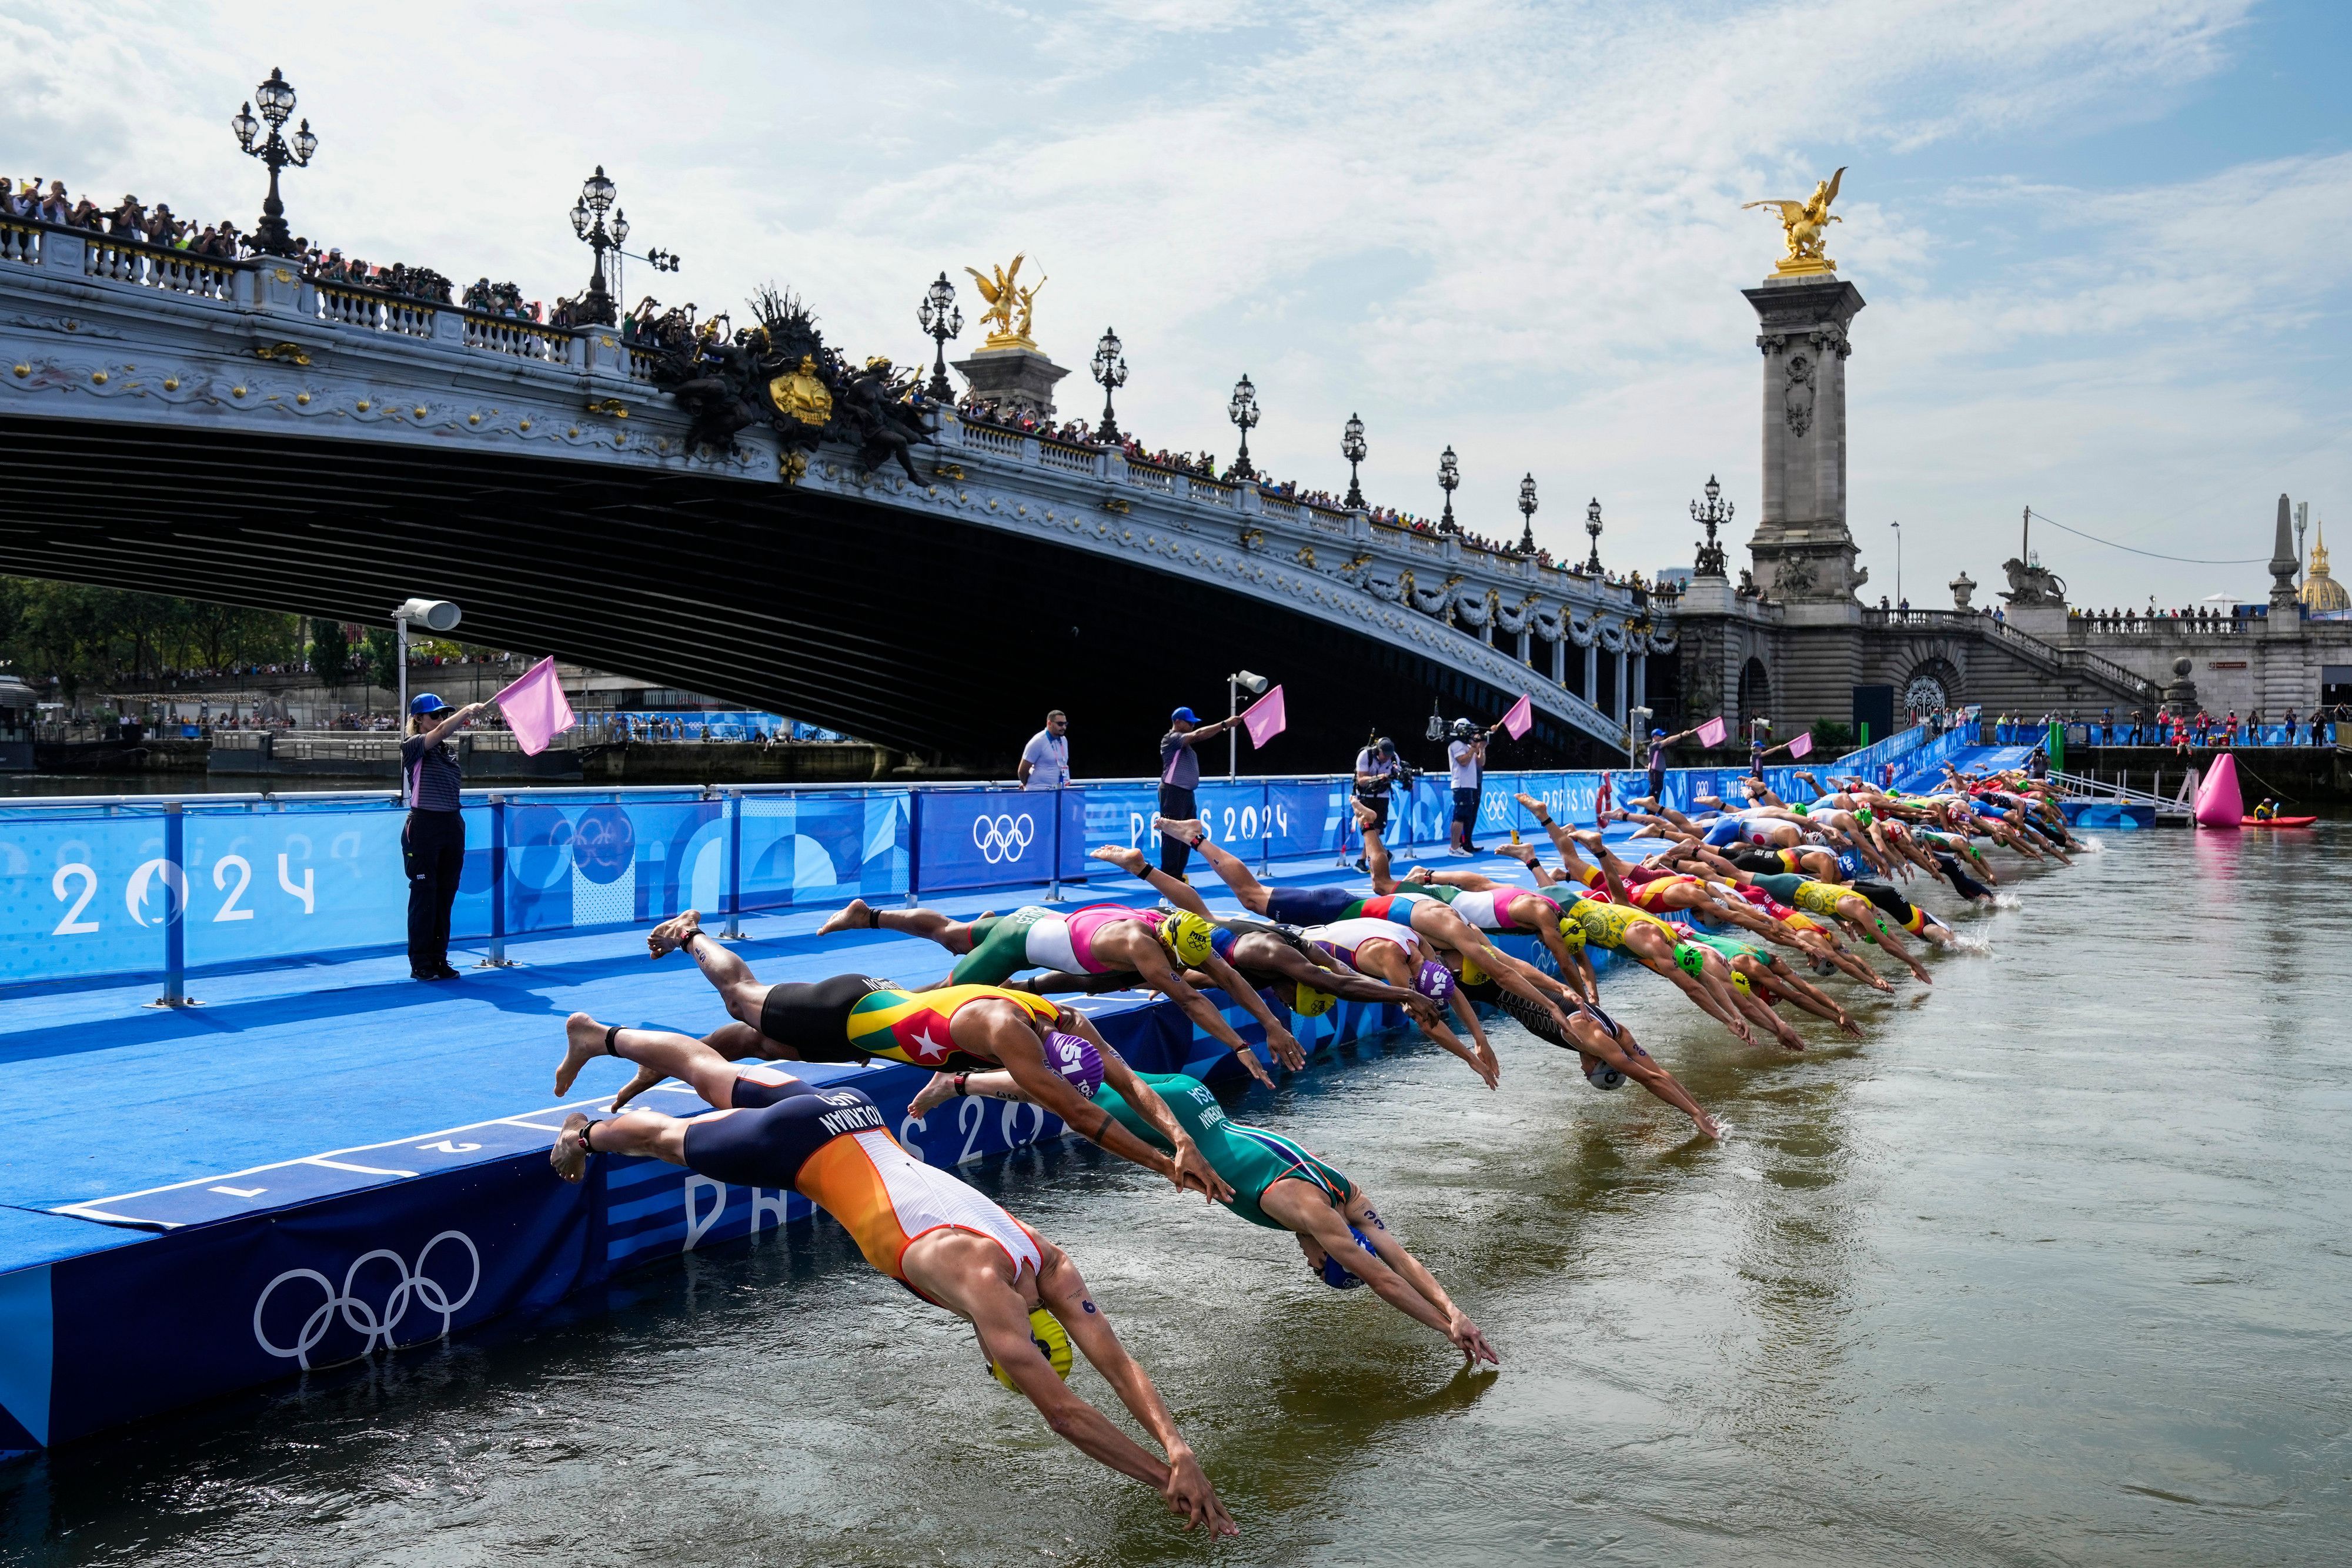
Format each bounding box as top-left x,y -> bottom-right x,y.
1743,166 -> 1846,275
964,254 -> 1044,349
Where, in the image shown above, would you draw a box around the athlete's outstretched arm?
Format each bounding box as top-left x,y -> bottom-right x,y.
1259,1180 -> 1495,1364
1007,968 -> 1139,998
1122,940 -> 1267,1065
1195,948 -> 1306,1071
985,1012 -> 1234,1203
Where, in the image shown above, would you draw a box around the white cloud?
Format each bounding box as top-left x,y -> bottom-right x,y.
1,0 -> 2337,604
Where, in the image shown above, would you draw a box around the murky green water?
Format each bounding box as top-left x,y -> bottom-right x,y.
7,827 -> 2349,1564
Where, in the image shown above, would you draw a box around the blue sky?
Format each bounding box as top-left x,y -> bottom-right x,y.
4,0 -> 2345,607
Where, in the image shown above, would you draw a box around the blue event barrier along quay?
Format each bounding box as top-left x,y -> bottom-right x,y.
0,750 -> 1946,1455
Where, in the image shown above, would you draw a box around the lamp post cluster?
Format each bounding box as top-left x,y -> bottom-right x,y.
1341,414 -> 1367,508
1518,474 -> 1539,555
1691,474 -> 1733,577
1585,499 -> 1605,574
229,68 -> 318,258
568,166 -> 626,326
1437,446 -> 1460,533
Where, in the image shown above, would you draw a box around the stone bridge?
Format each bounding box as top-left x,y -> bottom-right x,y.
0,218 -> 1671,767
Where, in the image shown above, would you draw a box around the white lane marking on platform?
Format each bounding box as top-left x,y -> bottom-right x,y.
56,1204 -> 179,1228
305,1158 -> 419,1178
209,1185 -> 266,1197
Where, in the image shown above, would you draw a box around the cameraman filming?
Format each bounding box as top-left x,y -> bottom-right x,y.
1350,733 -> 1409,870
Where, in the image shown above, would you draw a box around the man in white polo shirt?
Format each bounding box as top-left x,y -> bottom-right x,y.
1019,709 -> 1070,790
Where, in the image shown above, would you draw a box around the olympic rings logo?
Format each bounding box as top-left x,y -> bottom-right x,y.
971,813 -> 1035,865
252,1230 -> 481,1369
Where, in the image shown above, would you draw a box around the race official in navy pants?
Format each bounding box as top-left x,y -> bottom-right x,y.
1158,706 -> 1240,877
401,692 -> 486,981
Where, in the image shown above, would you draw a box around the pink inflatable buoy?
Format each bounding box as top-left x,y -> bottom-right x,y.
2194,752 -> 2244,828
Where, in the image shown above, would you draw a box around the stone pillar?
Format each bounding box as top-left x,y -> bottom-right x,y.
1612,649 -> 1626,720
951,347 -> 1069,417
1551,637 -> 1566,684
1632,652 -> 1646,710
1742,275 -> 1867,604
1583,643 -> 1598,705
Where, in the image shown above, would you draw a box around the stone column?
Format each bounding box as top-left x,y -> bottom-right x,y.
1612,649 -> 1626,721
1583,643 -> 1598,706
1632,652 -> 1646,710
1551,637 -> 1566,684
1742,275 -> 1867,604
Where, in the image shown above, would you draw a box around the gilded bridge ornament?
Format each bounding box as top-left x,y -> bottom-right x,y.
767,355 -> 833,428
1743,166 -> 1846,275
964,254 -> 1047,350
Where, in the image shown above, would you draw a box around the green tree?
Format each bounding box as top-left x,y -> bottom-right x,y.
309,618 -> 354,687
362,626 -> 402,692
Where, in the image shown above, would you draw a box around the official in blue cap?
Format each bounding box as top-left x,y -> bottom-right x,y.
402,690 -> 486,981
1157,704 -> 1241,878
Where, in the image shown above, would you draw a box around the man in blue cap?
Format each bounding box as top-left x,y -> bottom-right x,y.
402,691 -> 487,979
1158,706 -> 1241,878
1643,721 -> 1700,806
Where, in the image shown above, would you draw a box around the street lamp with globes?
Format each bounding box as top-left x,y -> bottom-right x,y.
229,67 -> 318,258
1227,375 -> 1259,480
1438,445 -> 1459,533
918,273 -> 963,400
1342,414 -> 1367,509
1093,327 -> 1128,442
568,166 -> 623,326
1518,473 -> 1539,554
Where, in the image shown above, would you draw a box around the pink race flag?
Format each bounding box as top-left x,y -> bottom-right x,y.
1788,731 -> 1814,759
1242,684 -> 1287,747
1501,693 -> 1534,740
1696,716 -> 1728,748
494,656 -> 576,756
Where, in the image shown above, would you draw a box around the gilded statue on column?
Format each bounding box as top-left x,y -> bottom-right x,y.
1743,166 -> 1845,275
964,254 -> 1047,350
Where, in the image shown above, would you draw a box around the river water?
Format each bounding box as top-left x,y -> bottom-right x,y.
5,825 -> 2348,1565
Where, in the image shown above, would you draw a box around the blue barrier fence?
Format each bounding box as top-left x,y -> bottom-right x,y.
0,753 -> 1945,993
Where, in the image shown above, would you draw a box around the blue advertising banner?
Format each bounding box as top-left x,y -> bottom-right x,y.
912,786 -> 1085,895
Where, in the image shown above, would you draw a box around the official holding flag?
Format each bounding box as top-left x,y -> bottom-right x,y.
401,692 -> 488,981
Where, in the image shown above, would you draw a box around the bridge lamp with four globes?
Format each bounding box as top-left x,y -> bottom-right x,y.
391,599 -> 462,735
1342,414 -> 1368,509
229,67 -> 318,259
1227,375 -> 1259,482
918,273 -> 963,401
1438,446 -> 1460,534
1092,328 -> 1128,442
1585,499 -> 1605,574
1890,519 -> 1903,607
569,167 -> 624,327
1228,669 -> 1269,780
1518,474 -> 1539,555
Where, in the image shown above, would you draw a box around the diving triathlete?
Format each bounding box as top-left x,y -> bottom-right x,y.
1156,813 -> 1584,1038
908,1051 -> 1502,1365
636,912 -> 1232,1200
1475,982 -> 1725,1139
811,898 -> 1305,1076
545,1028 -> 1235,1534
1735,871 -> 1936,982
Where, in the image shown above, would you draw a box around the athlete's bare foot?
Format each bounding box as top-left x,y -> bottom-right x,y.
1513,793 -> 1552,825
648,910 -> 701,959
817,898 -> 878,937
610,1063 -> 668,1111
907,1071 -> 960,1119
556,1011 -> 612,1096
1499,841 -> 1539,867
1151,815 -> 1206,847
550,1111 -> 592,1183
1090,844 -> 1150,877
1352,801 -> 1378,832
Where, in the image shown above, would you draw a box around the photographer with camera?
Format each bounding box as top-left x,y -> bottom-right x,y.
1349,734 -> 1410,871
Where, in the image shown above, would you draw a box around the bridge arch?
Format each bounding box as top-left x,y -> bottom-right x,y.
1738,656 -> 1772,733
1903,655 -> 1963,717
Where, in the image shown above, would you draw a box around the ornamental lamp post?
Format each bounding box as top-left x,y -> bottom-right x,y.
1341,413 -> 1368,509
1890,519 -> 1903,609
918,273 -> 963,401
1227,375 -> 1259,481
569,166 -> 622,327
1091,327 -> 1128,441
1584,498 -> 1605,574
1517,473 -> 1539,554
1690,474 -> 1733,577
230,67 -> 318,258
1438,445 -> 1460,533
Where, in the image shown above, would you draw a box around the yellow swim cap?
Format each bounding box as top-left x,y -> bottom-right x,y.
1293,983 -> 1337,1018
1459,955 -> 1488,985
988,1306 -> 1074,1390
1556,917 -> 1588,950
1159,911 -> 1216,967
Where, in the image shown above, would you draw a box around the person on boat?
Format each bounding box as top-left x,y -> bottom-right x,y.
908,1047 -> 1502,1366
546,1020 -> 1235,1534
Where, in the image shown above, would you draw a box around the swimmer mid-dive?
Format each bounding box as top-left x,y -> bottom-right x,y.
810,897 -> 1305,1079
632,912 -> 1232,1201
907,1048 -> 1502,1365
546,1022 -> 1235,1534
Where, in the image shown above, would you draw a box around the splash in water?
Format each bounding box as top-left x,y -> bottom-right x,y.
2077,835 -> 2107,854
1943,932 -> 1993,957
1990,892 -> 2024,911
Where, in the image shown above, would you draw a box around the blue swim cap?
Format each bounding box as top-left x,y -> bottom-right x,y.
1316,1225 -> 1381,1289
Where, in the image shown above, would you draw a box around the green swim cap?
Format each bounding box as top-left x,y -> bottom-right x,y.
1673,941 -> 1708,977
1857,807 -> 1875,826
1790,803 -> 1809,817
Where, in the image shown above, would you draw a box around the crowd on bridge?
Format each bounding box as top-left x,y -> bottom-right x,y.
3,175 -> 252,259
1993,707 -> 2343,748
